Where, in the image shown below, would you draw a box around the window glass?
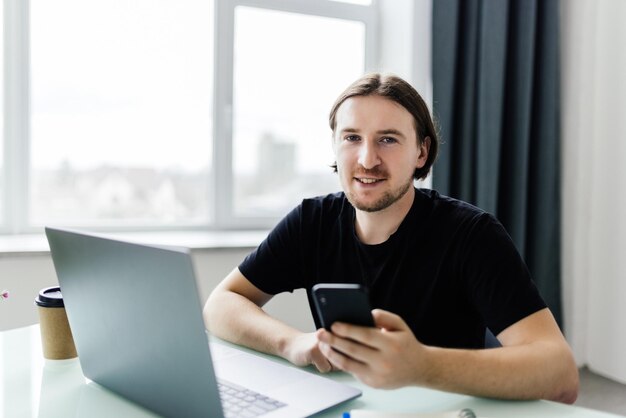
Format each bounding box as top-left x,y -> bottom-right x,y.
233,7 -> 364,216
30,0 -> 213,226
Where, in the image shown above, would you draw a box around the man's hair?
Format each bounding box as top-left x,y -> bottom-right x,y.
329,73 -> 439,181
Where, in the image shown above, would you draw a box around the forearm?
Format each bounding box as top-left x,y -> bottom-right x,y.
320,307 -> 578,401
203,290 -> 300,359
420,341 -> 579,403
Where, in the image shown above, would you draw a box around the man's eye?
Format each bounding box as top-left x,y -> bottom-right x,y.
345,135 -> 360,142
380,137 -> 398,144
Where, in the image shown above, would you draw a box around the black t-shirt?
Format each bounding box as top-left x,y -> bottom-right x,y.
239,188 -> 546,349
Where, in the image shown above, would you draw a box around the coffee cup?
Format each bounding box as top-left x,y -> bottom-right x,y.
35,286 -> 78,360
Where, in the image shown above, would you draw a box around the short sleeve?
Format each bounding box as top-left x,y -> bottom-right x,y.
461,214 -> 547,335
238,204 -> 307,295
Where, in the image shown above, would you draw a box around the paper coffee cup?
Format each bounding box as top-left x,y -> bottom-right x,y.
35,286 -> 78,360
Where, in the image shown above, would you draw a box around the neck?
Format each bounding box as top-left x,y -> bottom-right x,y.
354,187 -> 415,245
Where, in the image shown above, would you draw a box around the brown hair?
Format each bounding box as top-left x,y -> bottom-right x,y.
329,73 -> 439,180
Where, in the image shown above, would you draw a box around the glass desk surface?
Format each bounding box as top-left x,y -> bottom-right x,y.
1,325 -> 622,418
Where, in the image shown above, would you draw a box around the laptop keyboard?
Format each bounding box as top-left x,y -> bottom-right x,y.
218,380 -> 287,417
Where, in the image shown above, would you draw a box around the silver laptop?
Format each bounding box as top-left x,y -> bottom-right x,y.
45,227 -> 361,418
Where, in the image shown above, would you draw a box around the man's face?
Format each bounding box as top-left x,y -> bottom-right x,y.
332,95 -> 428,213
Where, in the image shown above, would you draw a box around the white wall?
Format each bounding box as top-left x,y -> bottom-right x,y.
561,0 -> 626,383
0,255 -> 58,330
0,249 -> 314,332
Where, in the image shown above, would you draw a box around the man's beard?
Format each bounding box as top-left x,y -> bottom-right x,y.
346,174 -> 414,213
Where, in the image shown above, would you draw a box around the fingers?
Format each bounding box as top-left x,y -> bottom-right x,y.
314,312 -> 421,390
319,329 -> 375,362
328,320 -> 386,350
314,310 -> 411,375
323,309 -> 408,349
371,309 -> 409,331
318,341 -> 369,376
310,347 -> 334,373
305,329 -> 334,373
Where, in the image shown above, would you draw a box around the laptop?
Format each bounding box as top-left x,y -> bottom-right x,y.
45,227 -> 361,418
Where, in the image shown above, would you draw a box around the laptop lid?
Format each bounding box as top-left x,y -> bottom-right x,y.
46,227 -> 223,417
45,227 -> 361,418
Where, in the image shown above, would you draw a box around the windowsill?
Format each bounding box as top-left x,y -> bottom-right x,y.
0,230 -> 268,257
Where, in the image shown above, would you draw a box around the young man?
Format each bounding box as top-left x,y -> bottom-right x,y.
204,73 -> 578,403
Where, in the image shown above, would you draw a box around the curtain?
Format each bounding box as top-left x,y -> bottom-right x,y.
561,0 -> 626,382
431,0 -> 562,325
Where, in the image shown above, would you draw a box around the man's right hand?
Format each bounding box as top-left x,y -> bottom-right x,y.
205,269 -> 335,373
282,330 -> 334,373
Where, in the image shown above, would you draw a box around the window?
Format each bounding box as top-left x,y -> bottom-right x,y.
215,0 -> 377,227
1,0 -> 380,233
231,7 -> 365,218
30,0 -> 213,227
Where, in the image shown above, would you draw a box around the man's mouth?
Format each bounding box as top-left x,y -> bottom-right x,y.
355,177 -> 384,184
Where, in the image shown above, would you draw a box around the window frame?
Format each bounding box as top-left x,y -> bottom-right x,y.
2,0 -> 31,234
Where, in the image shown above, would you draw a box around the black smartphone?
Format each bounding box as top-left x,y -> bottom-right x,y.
312,283 -> 375,331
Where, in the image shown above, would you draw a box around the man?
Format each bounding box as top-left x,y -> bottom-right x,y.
204,73 -> 578,403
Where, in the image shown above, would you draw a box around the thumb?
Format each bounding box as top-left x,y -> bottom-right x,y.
372,309 -> 408,331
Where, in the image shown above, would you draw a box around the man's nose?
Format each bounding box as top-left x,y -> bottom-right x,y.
357,141 -> 381,169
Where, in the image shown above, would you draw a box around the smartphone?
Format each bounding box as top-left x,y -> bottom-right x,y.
312,283 -> 375,331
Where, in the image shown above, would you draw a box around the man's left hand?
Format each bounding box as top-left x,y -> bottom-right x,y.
317,308 -> 430,389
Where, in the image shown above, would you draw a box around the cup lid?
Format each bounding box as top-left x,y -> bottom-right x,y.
35,286 -> 65,308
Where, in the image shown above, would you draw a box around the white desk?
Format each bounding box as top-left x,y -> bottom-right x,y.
1,325 -> 622,418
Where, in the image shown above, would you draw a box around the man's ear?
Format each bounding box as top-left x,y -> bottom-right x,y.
416,136 -> 431,168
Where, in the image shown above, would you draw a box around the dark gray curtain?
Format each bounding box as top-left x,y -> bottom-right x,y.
432,0 -> 562,325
